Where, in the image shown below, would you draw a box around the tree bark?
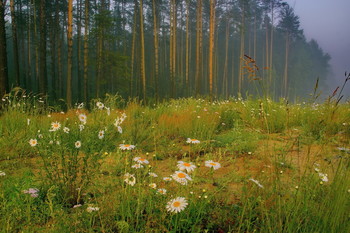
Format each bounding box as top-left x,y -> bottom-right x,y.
10,0 -> 20,86
195,0 -> 202,96
83,0 -> 89,103
209,0 -> 215,99
139,0 -> 146,101
39,0 -> 47,94
0,0 -> 8,97
66,0 -> 73,107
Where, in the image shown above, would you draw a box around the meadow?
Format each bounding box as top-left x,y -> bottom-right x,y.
0,89 -> 349,232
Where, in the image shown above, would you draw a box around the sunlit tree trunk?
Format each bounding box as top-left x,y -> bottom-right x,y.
27,0 -> 32,91
130,0 -> 138,97
139,0 -> 146,101
209,0 -> 215,99
10,0 -> 20,86
66,0 -> 73,107
0,0 -> 8,97
222,16 -> 229,99
185,0 -> 190,95
152,0 -> 159,101
283,31 -> 289,97
39,0 -> 47,94
238,4 -> 245,94
195,0 -> 202,96
83,0 -> 89,103
76,0 -> 82,101
33,0 -> 39,92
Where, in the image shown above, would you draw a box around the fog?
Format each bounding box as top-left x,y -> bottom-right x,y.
285,0 -> 350,99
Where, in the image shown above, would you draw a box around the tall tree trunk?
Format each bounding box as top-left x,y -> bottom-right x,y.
238,4 -> 245,94
152,0 -> 159,101
83,0 -> 89,103
169,0 -> 177,98
27,0 -> 32,92
0,0 -> 8,97
66,0 -> 73,107
130,0 -> 138,98
10,0 -> 20,86
283,31 -> 289,98
269,2 -> 274,85
33,0 -> 39,92
39,0 -> 47,94
195,0 -> 202,96
208,0 -> 215,99
222,16 -> 229,99
139,0 -> 146,101
77,0 -> 82,101
185,0 -> 190,95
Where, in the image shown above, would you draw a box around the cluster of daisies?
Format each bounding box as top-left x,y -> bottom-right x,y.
120,138 -> 221,213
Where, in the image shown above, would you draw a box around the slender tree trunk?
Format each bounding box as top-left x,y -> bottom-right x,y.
10,0 -> 20,86
185,0 -> 190,95
66,0 -> 73,107
39,0 -> 47,94
139,0 -> 146,101
27,0 -> 32,91
209,0 -> 215,99
130,1 -> 138,98
222,16 -> 229,99
195,0 -> 202,96
33,0 -> 39,92
152,0 -> 159,101
0,0 -> 8,97
77,0 -> 82,101
83,0 -> 89,103
283,31 -> 289,97
238,4 -> 245,94
269,2 -> 274,84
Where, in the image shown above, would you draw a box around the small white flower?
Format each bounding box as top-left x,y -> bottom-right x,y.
96,102 -> 104,109
172,171 -> 192,185
133,157 -> 149,164
63,127 -> 70,133
131,164 -> 144,169
77,103 -> 84,109
23,188 -> 39,198
86,206 -> 99,213
29,139 -> 38,147
117,126 -> 123,134
157,188 -> 167,195
73,204 -> 82,208
319,173 -> 328,182
0,171 -> 6,176
78,114 -> 87,124
177,161 -> 196,173
149,172 -> 158,177
166,197 -> 188,213
205,160 -> 221,170
75,141 -> 81,148
163,177 -> 172,181
79,124 -> 85,131
124,173 -> 136,186
149,183 -> 157,189
27,119 -> 30,125
98,130 -> 105,139
119,144 -> 135,150
50,121 -> 61,131
186,138 -> 200,144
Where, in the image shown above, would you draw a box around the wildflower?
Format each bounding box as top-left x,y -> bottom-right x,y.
96,102 -> 104,109
63,127 -> 70,133
163,177 -> 172,182
133,157 -> 150,164
105,107 -> 111,116
79,124 -> 85,131
73,204 -> 82,208
124,173 -> 136,186
205,160 -> 221,170
131,164 -> 144,169
149,172 -> 158,178
186,138 -> 200,144
86,206 -> 100,213
172,171 -> 192,185
319,173 -> 328,182
56,141 -> 60,145
77,103 -> 84,109
29,139 -> 38,147
149,183 -> 157,189
177,161 -> 196,173
23,188 -> 39,198
0,171 -> 5,176
78,114 -> 87,124
38,134 -> 43,139
157,188 -> 167,195
98,130 -> 105,139
117,126 -> 123,134
50,121 -> 61,131
166,197 -> 188,213
75,141 -> 82,148
27,119 -> 30,125
249,178 -> 264,189
119,144 -> 135,150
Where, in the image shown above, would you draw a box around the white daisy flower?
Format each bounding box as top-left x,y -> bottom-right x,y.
149,183 -> 157,189
63,127 -> 70,133
96,102 -> 104,109
50,121 -> 61,131
0,171 -> 6,176
117,126 -> 123,134
86,206 -> 99,213
319,173 -> 329,182
166,197 -> 188,213
172,171 -> 192,185
77,103 -> 84,109
78,114 -> 87,124
163,177 -> 172,182
29,139 -> 38,147
124,173 -> 136,186
131,164 -> 144,169
119,144 -> 135,150
186,138 -> 200,144
157,188 -> 167,195
133,157 -> 150,164
98,130 -> 105,139
79,124 -> 85,131
177,161 -> 196,173
149,172 -> 158,178
205,160 -> 221,170
75,141 -> 81,148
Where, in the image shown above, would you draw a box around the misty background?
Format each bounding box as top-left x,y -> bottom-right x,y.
286,0 -> 350,99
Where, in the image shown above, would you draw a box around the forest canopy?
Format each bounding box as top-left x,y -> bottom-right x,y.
0,0 -> 331,105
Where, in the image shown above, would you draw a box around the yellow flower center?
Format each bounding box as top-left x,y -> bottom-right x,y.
183,163 -> 191,167
124,144 -> 130,147
139,158 -> 145,161
210,163 -> 216,166
173,201 -> 181,207
177,173 -> 186,178
191,139 -> 197,141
